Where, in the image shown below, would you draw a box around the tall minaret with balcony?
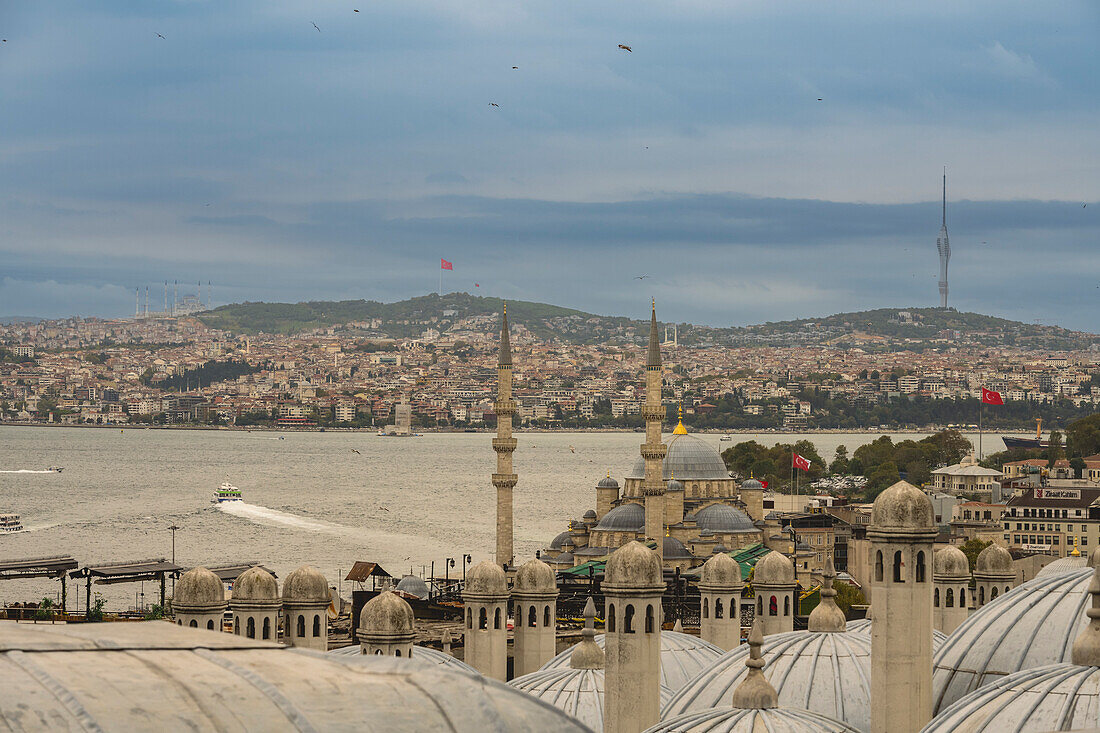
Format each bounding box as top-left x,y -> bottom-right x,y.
493,304 -> 517,569
641,300 -> 667,563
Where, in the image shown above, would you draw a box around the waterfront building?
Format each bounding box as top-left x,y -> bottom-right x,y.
1001,485 -> 1100,558
930,454 -> 1003,501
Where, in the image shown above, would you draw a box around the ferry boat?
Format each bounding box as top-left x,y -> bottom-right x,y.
1002,418 -> 1048,451
0,513 -> 24,533
47,466 -> 63,473
720,435 -> 733,442
211,481 -> 243,503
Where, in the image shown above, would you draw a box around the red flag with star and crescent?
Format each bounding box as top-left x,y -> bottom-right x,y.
981,388 -> 1004,405
793,453 -> 811,471
440,258 -> 453,270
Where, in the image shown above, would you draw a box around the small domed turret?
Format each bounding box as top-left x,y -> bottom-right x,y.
233,566 -> 278,601
754,551 -> 795,585
283,565 -> 329,603
701,552 -> 741,588
514,558 -> 556,594
359,590 -> 415,635
870,480 -> 934,531
934,546 -> 970,578
175,567 -> 224,607
597,474 -> 620,490
604,541 -> 662,589
975,544 -> 1013,574
465,560 -> 507,596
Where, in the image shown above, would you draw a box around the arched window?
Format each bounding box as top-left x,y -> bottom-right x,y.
235,616 -> 241,635
703,597 -> 709,618
645,605 -> 654,633
769,595 -> 777,616
715,598 -> 724,619
177,620 -> 182,626
189,619 -> 198,628
262,617 -> 271,640
207,619 -> 215,630
979,586 -> 985,606
528,605 -> 537,627
934,588 -> 940,607
478,608 -> 488,630
313,615 -> 321,637
624,604 -> 635,633
875,551 -> 883,582
1005,586 -> 1011,595
544,605 -> 551,627
246,617 -> 255,639
991,587 -> 999,600
960,589 -> 966,606
757,597 -> 763,615
466,608 -> 473,629
946,588 -> 954,607
608,603 -> 616,632
494,608 -> 502,630
729,597 -> 738,621
784,595 -> 790,616
893,551 -> 904,583
916,552 -> 927,583
395,649 -> 401,657
296,615 -> 305,638
374,649 -> 382,655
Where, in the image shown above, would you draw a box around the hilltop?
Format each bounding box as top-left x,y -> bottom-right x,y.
196,295 -> 1100,351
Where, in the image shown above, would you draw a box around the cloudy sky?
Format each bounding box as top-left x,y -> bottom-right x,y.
1,1 -> 1098,329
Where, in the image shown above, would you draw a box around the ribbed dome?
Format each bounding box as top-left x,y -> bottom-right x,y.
597,475 -> 620,489
232,566 -> 278,602
646,707 -> 861,733
664,536 -> 695,561
514,558 -> 556,594
974,544 -> 1013,575
1037,555 -> 1089,577
604,541 -> 662,589
845,618 -> 947,651
629,433 -> 730,480
700,552 -> 742,589
740,477 -> 764,491
395,574 -> 430,600
541,631 -> 724,692
933,546 -> 970,578
328,643 -> 478,674
282,565 -> 329,604
694,503 -> 757,533
662,631 -> 872,731
359,590 -> 415,635
754,551 -> 796,585
509,667 -> 673,731
464,560 -> 507,597
924,663 -> 1100,733
932,567 -> 1093,714
667,478 -> 685,492
550,531 -> 572,551
582,509 -> 597,521
174,567 -> 224,609
870,480 -> 934,531
594,502 -> 645,531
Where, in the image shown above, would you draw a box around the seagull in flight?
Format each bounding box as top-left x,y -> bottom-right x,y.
353,8 -> 360,11
156,33 -> 166,39
350,448 -> 360,455
618,44 -> 632,52
512,66 -> 519,69
489,102 -> 500,107
312,21 -> 321,32
634,274 -> 650,280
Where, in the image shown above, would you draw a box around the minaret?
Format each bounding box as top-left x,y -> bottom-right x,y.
492,303 -> 517,569
869,480 -> 936,733
641,300 -> 667,563
937,169 -> 951,309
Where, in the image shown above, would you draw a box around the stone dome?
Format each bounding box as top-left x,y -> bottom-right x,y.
550,531 -> 572,551
700,552 -> 742,589
740,477 -> 764,492
932,566 -> 1093,714
974,544 -> 1013,575
328,643 -> 478,675
0,621 -> 590,732
597,474 -> 620,489
174,567 -> 224,609
933,546 -> 970,578
1036,555 -> 1089,577
396,574 -> 430,600
646,707 -> 861,733
556,552 -> 575,566
668,478 -> 685,492
753,551 -> 796,586
542,631 -> 725,692
514,558 -> 557,594
232,566 -> 278,602
695,503 -> 757,534
845,618 -> 947,651
924,663 -> 1100,733
359,591 -> 415,635
464,560 -> 508,597
582,509 -> 597,521
604,541 -> 662,589
282,565 -> 329,604
662,630 -> 872,731
594,502 -> 645,531
510,667 -> 673,731
663,536 -> 695,561
629,432 -> 730,480
870,480 -> 934,531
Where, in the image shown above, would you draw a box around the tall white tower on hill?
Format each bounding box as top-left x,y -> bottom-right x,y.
937,170 -> 951,309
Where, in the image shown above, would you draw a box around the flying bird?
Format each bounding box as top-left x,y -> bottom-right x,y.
489,102 -> 499,107
156,33 -> 165,39
312,21 -> 321,32
569,445 -> 575,453
353,8 -> 359,11
634,275 -> 649,280
618,44 -> 631,52
817,98 -> 822,101
351,448 -> 360,455
512,66 -> 518,69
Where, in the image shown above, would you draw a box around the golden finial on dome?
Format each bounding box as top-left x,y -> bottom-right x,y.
1072,536 -> 1082,557
607,469 -> 611,479
673,404 -> 688,435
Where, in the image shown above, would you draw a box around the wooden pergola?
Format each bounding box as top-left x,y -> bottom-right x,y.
69,559 -> 183,618
0,556 -> 79,613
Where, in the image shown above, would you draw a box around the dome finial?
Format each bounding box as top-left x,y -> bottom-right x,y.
570,597 -> 605,669
673,404 -> 688,435
807,554 -> 846,632
730,618 -> 779,709
607,468 -> 611,479
1072,562 -> 1100,666
1072,536 -> 1081,557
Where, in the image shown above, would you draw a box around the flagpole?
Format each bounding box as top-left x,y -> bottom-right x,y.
979,395 -> 983,460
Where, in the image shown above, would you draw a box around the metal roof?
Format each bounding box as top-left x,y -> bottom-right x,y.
202,563 -> 277,582
0,555 -> 79,579
345,561 -> 393,582
69,559 -> 183,584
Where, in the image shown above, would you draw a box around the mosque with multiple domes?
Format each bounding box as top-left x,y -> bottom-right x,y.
5,304 -> 1100,732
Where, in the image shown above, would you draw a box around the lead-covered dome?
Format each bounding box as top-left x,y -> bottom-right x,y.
328,643 -> 478,675
753,551 -> 796,586
542,632 -> 725,692
550,531 -> 573,551
395,574 -> 430,599
464,561 -> 507,597
694,503 -> 756,534
662,630 -> 872,731
597,474 -> 620,490
232,566 -> 278,602
510,667 -> 673,731
845,618 -> 947,651
646,707 -> 861,733
629,433 -> 730,480
974,544 -> 1013,575
932,566 -> 1093,714
595,502 -> 645,531
283,565 -> 329,604
664,536 -> 695,561
870,480 -> 934,531
174,567 -> 224,610
933,546 -> 970,578
1037,555 -> 1089,577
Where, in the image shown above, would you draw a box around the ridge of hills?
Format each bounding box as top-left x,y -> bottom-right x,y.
196,294 -> 1100,351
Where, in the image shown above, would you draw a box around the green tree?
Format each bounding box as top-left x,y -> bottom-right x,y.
959,539 -> 992,572
1070,457 -> 1087,479
829,445 -> 850,475
832,581 -> 866,614
864,462 -> 900,501
906,460 -> 932,486
87,595 -> 106,622
1048,430 -> 1065,466
1067,414 -> 1100,457
34,597 -> 55,621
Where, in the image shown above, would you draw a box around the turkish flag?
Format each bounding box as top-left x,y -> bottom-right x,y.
440,258 -> 453,270
981,388 -> 1004,405
793,453 -> 811,471
760,480 -> 769,489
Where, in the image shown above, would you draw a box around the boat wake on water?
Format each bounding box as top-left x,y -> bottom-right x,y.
216,501 -> 351,537
0,469 -> 59,474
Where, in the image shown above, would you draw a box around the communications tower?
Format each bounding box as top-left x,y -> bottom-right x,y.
937,170 -> 951,308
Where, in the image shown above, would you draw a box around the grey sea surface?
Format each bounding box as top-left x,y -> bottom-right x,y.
0,426 -> 1003,611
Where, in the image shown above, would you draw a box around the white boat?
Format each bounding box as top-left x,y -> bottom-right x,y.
0,513 -> 24,533
212,481 -> 243,504
720,435 -> 732,442
47,466 -> 63,473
